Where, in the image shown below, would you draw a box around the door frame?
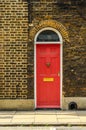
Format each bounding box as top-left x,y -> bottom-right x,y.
34,27 -> 63,109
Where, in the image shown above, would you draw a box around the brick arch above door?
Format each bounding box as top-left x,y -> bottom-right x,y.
29,20 -> 70,43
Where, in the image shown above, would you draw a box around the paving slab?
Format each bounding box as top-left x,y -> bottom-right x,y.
16,111 -> 35,115
0,115 -> 13,118
35,115 -> 57,124
58,119 -> 81,123
0,111 -> 16,115
11,118 -> 34,124
55,127 -> 86,130
13,115 -> 35,118
0,119 -> 12,123
79,117 -> 86,122
35,111 -> 57,115
56,112 -> 77,115
76,111 -> 86,116
56,115 -> 79,118
0,127 -> 52,130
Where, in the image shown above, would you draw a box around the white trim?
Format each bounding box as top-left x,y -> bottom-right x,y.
60,43 -> 63,109
34,44 -> 36,109
34,27 -> 63,109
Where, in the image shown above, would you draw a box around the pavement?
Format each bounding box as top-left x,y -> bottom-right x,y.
0,127 -> 86,130
0,110 -> 86,126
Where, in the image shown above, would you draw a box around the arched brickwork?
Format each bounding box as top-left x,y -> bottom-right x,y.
29,20 -> 70,42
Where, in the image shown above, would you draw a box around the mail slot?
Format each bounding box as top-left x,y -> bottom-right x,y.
43,78 -> 54,82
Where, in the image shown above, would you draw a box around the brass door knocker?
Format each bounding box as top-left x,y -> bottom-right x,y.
46,62 -> 51,67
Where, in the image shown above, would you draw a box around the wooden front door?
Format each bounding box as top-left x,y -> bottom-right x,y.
36,44 -> 60,108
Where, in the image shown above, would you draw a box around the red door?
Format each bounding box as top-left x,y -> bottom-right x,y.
36,44 -> 60,108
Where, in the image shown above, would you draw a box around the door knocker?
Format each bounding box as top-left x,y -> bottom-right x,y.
46,62 -> 51,67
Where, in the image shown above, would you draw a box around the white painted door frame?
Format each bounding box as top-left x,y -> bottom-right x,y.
34,27 -> 63,109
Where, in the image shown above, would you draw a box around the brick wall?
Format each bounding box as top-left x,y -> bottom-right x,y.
0,0 -> 28,99
29,0 -> 86,97
0,0 -> 86,99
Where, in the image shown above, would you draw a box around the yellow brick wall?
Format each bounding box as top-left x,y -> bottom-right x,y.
0,0 -> 28,99
0,0 -> 86,100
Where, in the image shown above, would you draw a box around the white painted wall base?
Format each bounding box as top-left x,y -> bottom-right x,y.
62,97 -> 86,110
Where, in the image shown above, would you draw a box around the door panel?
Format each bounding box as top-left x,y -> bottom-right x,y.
36,44 -> 60,108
